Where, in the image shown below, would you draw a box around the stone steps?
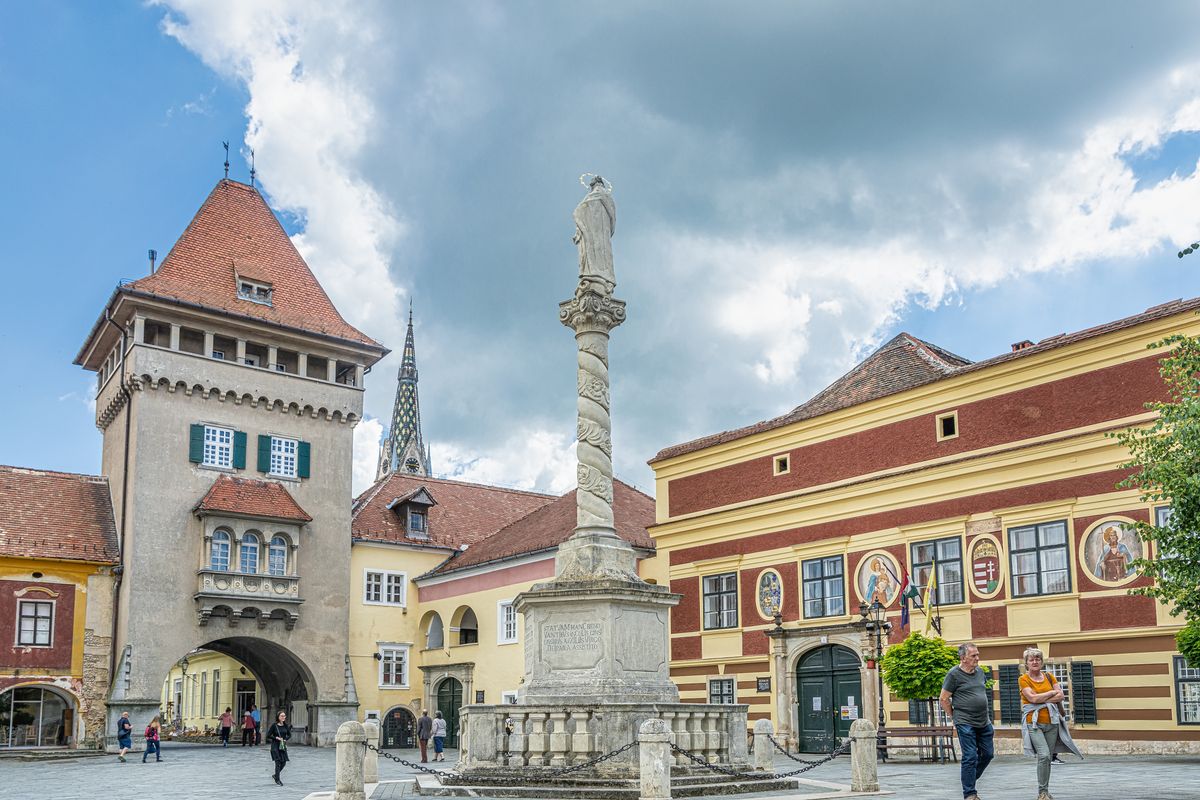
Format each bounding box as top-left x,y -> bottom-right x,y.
414,772 -> 800,798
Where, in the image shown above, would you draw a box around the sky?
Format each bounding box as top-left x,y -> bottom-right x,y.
3,1 -> 1200,499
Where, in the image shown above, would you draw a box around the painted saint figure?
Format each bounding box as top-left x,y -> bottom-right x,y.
573,175 -> 617,293
866,557 -> 895,606
1093,526 -> 1134,582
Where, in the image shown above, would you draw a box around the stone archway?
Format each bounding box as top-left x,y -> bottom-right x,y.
0,683 -> 79,748
194,637 -> 317,743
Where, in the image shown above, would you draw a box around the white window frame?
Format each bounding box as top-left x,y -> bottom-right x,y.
268,535 -> 288,576
497,599 -> 518,645
16,599 -> 54,647
501,691 -> 519,705
708,677 -> 736,704
202,425 -> 234,469
210,530 -> 232,572
363,569 -> 407,607
270,436 -> 298,478
239,533 -> 260,574
378,644 -> 411,688
238,279 -> 273,306
1044,661 -> 1073,723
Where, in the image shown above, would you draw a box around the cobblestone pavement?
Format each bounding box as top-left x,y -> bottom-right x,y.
2,744 -> 1198,799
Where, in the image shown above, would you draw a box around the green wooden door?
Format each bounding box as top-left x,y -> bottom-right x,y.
436,678 -> 463,748
797,645 -> 862,752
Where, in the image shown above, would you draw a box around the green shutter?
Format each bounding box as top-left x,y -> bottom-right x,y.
257,435 -> 272,473
998,664 -> 1022,724
297,441 -> 311,478
1070,661 -> 1097,723
189,424 -> 205,463
232,431 -> 247,470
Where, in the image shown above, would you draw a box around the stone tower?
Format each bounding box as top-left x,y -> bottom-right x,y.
376,305 -> 431,480
75,179 -> 388,746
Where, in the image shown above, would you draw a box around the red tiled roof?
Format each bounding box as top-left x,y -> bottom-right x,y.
0,466 -> 119,564
126,180 -> 382,349
352,473 -> 555,549
195,475 -> 312,522
424,479 -> 656,576
652,296 -> 1200,463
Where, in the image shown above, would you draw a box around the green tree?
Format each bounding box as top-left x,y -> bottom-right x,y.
880,632 -> 959,701
1112,331 -> 1200,662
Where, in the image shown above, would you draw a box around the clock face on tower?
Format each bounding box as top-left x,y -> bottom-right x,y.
405,458 -> 421,473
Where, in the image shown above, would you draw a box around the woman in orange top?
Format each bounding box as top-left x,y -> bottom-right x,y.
1019,647 -> 1064,800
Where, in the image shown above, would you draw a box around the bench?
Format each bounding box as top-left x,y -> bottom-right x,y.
877,725 -> 957,763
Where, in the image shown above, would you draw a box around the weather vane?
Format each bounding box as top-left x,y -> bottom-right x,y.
222,141 -> 229,179
249,148 -> 257,188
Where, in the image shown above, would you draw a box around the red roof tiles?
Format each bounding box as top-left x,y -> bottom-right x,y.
424,479 -> 655,576
126,180 -> 381,349
352,473 -> 555,549
653,296 -> 1200,462
0,466 -> 119,564
195,475 -> 312,522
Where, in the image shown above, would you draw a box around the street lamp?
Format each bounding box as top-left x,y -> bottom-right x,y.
179,655 -> 190,732
859,601 -> 892,760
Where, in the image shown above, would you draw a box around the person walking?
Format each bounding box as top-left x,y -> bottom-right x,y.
241,707 -> 256,746
416,709 -> 433,763
431,710 -> 447,762
218,707 -> 233,747
142,717 -> 162,763
265,710 -> 292,786
115,711 -> 132,762
251,703 -> 262,746
940,642 -> 992,800
1020,647 -> 1081,800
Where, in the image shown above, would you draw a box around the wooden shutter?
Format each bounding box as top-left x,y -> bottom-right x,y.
297,441 -> 311,479
1070,661 -> 1097,723
908,699 -> 930,725
257,435 -> 272,473
232,431 -> 247,470
999,663 -> 1022,724
189,424 -> 205,463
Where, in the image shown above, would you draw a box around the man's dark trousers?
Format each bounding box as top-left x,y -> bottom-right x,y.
955,722 -> 994,798
419,737 -> 429,762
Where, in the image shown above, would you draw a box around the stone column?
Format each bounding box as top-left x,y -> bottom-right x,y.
752,719 -> 773,771
333,721 -> 366,800
771,635 -> 791,746
362,720 -> 379,785
638,718 -> 672,800
849,718 -> 879,792
204,331 -> 214,358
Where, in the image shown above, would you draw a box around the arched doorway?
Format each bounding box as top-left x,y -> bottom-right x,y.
796,644 -> 862,752
381,706 -> 416,750
0,685 -> 74,748
436,678 -> 463,748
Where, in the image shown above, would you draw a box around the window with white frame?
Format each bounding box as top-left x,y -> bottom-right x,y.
498,600 -> 518,644
1008,520 -> 1071,597
702,573 -> 738,630
1044,661 -> 1073,722
501,691 -> 519,705
200,672 -> 208,718
268,535 -> 288,576
364,570 -> 406,606
238,279 -> 273,306
203,425 -> 234,468
212,669 -> 221,716
709,677 -> 735,704
17,600 -> 53,646
211,530 -> 232,571
1175,656 -> 1200,724
270,437 -> 298,478
378,645 -> 410,687
239,533 -> 260,574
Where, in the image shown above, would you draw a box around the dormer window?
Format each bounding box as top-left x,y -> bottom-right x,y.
408,510 -> 428,539
238,279 -> 273,306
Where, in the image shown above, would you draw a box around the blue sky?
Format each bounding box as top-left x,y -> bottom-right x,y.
3,2 -> 1200,497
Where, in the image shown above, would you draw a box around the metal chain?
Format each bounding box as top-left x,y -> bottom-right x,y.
365,740 -> 638,786
669,737 -> 852,780
772,738 -> 852,778
542,740 -> 638,777
766,733 -> 833,765
364,742 -> 455,777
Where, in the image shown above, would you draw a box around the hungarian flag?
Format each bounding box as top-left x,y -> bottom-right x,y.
899,570 -> 923,629
922,560 -> 939,635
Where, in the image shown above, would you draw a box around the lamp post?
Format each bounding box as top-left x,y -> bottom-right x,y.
859,601 -> 891,760
179,654 -> 190,732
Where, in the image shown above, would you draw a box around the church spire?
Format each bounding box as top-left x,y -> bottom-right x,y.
377,302 -> 431,480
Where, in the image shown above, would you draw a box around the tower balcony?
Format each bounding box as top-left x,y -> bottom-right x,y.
195,568 -> 303,629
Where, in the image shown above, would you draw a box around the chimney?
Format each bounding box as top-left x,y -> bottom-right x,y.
148,249 -> 158,274
1011,340 -> 1034,352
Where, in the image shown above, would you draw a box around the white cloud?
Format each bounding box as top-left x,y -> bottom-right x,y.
351,416 -> 383,497
436,428 -> 577,495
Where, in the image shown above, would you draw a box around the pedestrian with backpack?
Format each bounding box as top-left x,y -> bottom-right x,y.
142,717 -> 162,763
115,711 -> 132,762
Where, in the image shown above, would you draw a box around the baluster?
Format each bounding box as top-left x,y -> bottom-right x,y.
569,709 -> 593,765
548,710 -> 569,767
526,711 -> 549,767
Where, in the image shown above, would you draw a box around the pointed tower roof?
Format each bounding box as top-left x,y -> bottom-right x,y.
378,303 -> 431,478
126,179 -> 381,347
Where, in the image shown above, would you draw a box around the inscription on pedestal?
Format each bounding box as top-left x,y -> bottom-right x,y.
540,621 -> 603,669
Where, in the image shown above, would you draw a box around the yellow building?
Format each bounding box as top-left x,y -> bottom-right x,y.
0,466 -> 119,749
159,650 -> 260,735
648,297 -> 1200,755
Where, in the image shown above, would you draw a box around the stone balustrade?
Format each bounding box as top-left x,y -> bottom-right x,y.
195,569 -> 302,628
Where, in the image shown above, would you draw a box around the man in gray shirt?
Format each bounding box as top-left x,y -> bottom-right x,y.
940,642 -> 993,800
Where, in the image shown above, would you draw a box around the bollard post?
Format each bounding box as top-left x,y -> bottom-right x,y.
849,718 -> 879,793
334,720 -> 367,800
638,718 -> 673,800
362,720 -> 379,785
752,718 -> 773,771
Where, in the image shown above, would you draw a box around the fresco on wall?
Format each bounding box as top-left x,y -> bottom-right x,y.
757,570 -> 782,618
1083,520 -> 1142,583
856,552 -> 900,607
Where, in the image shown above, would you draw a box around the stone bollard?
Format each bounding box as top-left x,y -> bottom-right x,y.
362,720 -> 379,785
849,718 -> 879,793
752,718 -> 773,771
334,720 -> 367,800
638,718 -> 673,800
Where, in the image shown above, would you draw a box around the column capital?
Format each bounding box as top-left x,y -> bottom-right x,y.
559,286 -> 626,333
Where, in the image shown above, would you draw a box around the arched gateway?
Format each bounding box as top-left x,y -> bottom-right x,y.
796,644 -> 863,752
77,179 -> 388,748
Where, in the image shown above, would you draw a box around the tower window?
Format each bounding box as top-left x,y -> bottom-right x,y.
936,411 -> 959,441
237,279 -> 273,306
773,454 -> 790,476
408,510 -> 428,539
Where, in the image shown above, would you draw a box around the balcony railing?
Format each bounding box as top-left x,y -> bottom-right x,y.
195,568 -> 302,629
